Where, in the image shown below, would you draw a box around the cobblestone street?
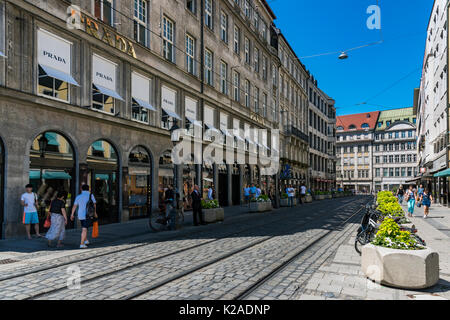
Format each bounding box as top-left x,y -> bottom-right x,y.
0,196 -> 449,300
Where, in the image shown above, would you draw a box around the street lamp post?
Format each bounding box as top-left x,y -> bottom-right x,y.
37,133 -> 48,218
169,120 -> 180,229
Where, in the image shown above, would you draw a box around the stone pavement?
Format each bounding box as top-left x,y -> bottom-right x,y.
289,201 -> 450,300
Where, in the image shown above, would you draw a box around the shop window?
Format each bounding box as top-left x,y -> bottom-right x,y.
128,146 -> 152,220
92,84 -> 115,114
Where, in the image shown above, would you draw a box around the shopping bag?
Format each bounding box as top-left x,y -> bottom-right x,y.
22,212 -> 26,224
43,215 -> 51,228
92,221 -> 99,238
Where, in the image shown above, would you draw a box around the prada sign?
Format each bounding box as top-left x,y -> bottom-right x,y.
67,5 -> 136,58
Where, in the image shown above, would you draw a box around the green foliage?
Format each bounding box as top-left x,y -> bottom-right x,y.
201,199 -> 220,209
372,218 -> 424,250
251,195 -> 271,202
376,191 -> 404,218
281,193 -> 288,199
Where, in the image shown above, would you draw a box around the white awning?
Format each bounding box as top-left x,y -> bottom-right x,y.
94,84 -> 124,101
221,128 -> 233,138
40,64 -> 79,86
205,123 -> 220,133
262,143 -> 271,151
162,107 -> 182,120
186,116 -> 202,127
133,97 -> 156,111
0,51 -> 6,58
234,134 -> 245,142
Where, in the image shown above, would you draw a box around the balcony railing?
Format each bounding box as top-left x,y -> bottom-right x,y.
285,125 -> 309,143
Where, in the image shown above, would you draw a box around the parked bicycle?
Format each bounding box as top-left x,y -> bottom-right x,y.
355,202 -> 426,254
354,203 -> 381,255
149,199 -> 184,232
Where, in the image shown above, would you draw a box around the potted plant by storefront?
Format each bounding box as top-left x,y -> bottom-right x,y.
325,191 -> 332,199
361,217 -> 439,289
304,192 -> 313,203
249,195 -> 273,213
201,200 -> 224,223
316,191 -> 325,200
280,193 -> 289,207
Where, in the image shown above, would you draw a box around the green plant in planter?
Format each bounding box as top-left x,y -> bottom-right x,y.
256,195 -> 270,202
377,201 -> 404,217
281,193 -> 288,199
372,218 -> 424,250
201,199 -> 220,209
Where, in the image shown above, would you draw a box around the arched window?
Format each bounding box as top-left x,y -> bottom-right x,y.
336,126 -> 344,131
349,124 -> 356,130
128,146 -> 152,220
361,123 -> 369,129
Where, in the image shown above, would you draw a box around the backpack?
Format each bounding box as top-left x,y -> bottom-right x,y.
86,193 -> 95,220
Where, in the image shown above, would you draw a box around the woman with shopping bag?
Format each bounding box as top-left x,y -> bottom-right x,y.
45,191 -> 68,248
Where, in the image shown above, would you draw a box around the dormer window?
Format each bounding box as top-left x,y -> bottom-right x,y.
361,123 -> 369,129
349,124 -> 356,130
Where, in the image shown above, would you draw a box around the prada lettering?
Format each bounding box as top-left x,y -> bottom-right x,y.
163,98 -> 174,106
96,72 -> 113,82
80,15 -> 137,58
43,51 -> 67,64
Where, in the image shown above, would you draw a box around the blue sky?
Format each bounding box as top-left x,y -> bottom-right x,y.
269,0 -> 434,115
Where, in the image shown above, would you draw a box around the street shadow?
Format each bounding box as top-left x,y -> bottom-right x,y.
0,196 -> 371,258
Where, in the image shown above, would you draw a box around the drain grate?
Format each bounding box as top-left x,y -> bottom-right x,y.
0,259 -> 18,265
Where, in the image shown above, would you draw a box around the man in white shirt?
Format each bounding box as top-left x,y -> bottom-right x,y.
207,185 -> 214,200
256,185 -> 262,198
299,184 -> 307,205
71,184 -> 97,249
286,185 -> 295,207
20,184 -> 42,239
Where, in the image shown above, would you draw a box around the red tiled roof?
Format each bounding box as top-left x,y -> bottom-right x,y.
336,111 -> 380,132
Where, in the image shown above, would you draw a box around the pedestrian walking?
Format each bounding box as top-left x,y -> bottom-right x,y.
256,185 -> 262,198
21,184 -> 43,240
70,184 -> 97,249
287,185 -> 295,207
243,185 -> 250,206
299,183 -> 306,205
396,185 -> 404,204
45,191 -> 68,248
191,185 -> 205,226
419,188 -> 433,219
207,185 -> 214,200
250,184 -> 257,202
405,185 -> 417,217
164,185 -> 175,219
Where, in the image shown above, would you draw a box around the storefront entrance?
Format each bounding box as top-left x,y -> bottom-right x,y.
158,151 -> 174,214
232,164 -> 240,205
86,140 -> 119,225
29,131 -> 75,231
218,164 -> 228,207
128,146 -> 152,220
202,163 -> 213,199
183,164 -> 195,211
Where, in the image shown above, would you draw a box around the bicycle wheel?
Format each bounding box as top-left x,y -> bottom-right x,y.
355,229 -> 374,255
149,211 -> 168,232
412,234 -> 426,247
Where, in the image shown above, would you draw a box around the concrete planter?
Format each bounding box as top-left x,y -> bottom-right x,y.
249,201 -> 273,213
280,198 -> 289,207
316,194 -> 325,200
325,194 -> 332,199
305,195 -> 313,203
202,208 -> 224,224
361,243 -> 439,289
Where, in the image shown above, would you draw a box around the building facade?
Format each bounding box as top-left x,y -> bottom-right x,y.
336,112 -> 379,193
277,32 -> 310,191
416,0 -> 450,206
308,76 -> 336,191
373,108 -> 417,192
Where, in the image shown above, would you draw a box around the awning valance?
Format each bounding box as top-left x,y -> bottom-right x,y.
434,168 -> 450,177
162,107 -> 182,121
40,64 -> 79,86
133,98 -> 156,111
29,170 -> 72,180
185,116 -> 202,127
93,84 -> 124,101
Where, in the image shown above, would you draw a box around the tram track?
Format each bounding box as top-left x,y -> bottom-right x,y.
0,200 -> 326,282
0,197 -> 357,299
24,198 -> 367,300
127,200 -> 367,301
